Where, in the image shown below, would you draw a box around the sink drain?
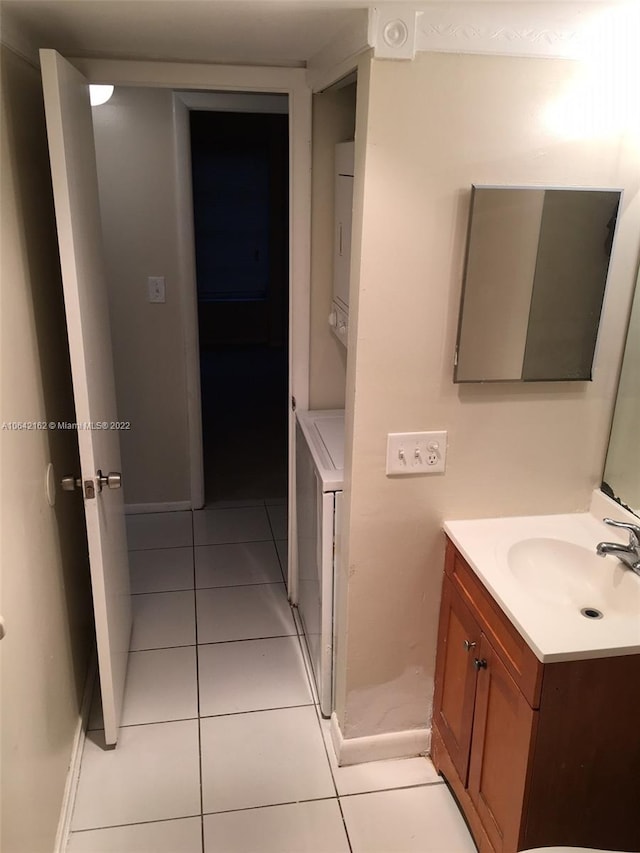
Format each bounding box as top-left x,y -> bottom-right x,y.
581,607 -> 604,620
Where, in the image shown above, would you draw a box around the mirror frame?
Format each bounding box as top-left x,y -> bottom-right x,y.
454,184 -> 622,384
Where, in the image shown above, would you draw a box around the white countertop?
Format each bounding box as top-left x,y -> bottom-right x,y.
443,492 -> 640,663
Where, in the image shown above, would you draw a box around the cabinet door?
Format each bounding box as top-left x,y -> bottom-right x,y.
433,578 -> 481,783
468,636 -> 536,852
333,173 -> 353,310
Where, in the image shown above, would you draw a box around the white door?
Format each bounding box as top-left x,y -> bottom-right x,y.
40,49 -> 131,747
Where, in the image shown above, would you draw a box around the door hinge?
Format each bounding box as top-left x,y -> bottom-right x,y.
84,480 -> 96,500
291,395 -> 296,411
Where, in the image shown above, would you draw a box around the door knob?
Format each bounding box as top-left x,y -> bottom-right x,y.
463,640 -> 477,651
97,470 -> 122,491
61,475 -> 82,491
62,474 -> 97,499
473,658 -> 488,670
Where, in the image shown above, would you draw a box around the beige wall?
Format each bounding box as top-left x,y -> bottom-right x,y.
337,51 -> 640,739
308,84 -> 355,409
0,45 -> 93,852
92,87 -> 190,506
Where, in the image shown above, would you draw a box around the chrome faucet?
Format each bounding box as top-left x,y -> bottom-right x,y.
596,518 -> 640,576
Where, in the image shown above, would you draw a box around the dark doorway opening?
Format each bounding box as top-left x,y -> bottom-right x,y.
190,109 -> 289,503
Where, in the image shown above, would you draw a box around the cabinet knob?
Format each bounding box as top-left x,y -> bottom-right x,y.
463,640 -> 476,651
473,658 -> 488,670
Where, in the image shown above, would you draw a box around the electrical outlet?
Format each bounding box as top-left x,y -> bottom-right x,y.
386,431 -> 447,476
147,276 -> 166,303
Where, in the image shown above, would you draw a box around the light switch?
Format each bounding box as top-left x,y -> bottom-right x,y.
386,431 -> 447,476
147,276 -> 166,303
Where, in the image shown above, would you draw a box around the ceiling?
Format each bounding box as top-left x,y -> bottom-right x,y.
0,0 -> 371,66
0,1 -> 630,68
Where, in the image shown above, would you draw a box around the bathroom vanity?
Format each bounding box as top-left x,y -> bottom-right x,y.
432,509 -> 640,853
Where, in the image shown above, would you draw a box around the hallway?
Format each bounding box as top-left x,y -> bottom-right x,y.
200,347 -> 288,503
66,504 -> 475,852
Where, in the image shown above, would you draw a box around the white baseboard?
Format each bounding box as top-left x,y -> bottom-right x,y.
330,712 -> 431,766
125,501 -> 191,515
54,656 -> 97,853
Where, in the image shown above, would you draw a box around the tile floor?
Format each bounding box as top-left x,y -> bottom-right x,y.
67,503 -> 476,853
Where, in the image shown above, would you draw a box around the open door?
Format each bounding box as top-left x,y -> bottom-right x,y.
40,49 -> 130,746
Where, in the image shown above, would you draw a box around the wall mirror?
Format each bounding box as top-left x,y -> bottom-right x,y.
602,265 -> 640,517
454,186 -> 621,383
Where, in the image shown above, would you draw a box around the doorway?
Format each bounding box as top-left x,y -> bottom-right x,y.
189,109 -> 289,504
87,60 -> 310,601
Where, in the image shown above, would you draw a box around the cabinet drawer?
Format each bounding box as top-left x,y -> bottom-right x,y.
445,540 -> 543,708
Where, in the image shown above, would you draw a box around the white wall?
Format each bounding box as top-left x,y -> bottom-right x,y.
92,87 -> 191,506
336,50 -> 640,740
308,84 -> 355,409
0,44 -> 93,852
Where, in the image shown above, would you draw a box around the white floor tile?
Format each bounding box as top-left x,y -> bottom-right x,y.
195,541 -> 282,589
71,721 -> 201,831
131,592 -> 196,651
67,817 -> 202,852
266,504 -> 287,539
340,785 -> 476,853
200,706 -> 334,812
89,646 -> 198,730
122,647 -> 198,725
126,512 -> 193,551
196,584 -> 295,644
198,637 -> 312,716
203,800 -> 349,853
275,539 -> 288,577
129,547 -> 194,594
319,719 -> 441,796
193,506 -> 271,545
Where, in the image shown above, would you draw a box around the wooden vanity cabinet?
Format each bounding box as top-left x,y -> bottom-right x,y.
432,539 -> 640,853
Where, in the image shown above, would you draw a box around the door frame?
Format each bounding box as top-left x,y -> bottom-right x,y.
71,58 -> 311,598
172,89 -> 290,512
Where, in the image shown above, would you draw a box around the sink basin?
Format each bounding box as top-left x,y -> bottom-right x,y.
507,537 -> 640,618
444,502 -> 640,661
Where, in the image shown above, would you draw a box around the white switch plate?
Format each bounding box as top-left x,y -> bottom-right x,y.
147,276 -> 165,303
386,431 -> 447,476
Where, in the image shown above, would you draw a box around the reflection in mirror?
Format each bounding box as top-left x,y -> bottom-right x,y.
602,267 -> 640,517
455,186 -> 621,383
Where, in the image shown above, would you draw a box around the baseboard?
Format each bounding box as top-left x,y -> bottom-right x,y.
125,501 -> 191,515
330,712 -> 431,766
54,656 -> 97,853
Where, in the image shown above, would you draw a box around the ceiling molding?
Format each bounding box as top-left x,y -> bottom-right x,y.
369,5 -> 420,60
368,3 -> 615,62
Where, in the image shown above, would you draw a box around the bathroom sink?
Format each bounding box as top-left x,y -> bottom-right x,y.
444,499 -> 640,662
507,537 -> 640,618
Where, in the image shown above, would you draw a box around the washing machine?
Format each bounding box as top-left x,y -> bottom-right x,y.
295,409 -> 344,717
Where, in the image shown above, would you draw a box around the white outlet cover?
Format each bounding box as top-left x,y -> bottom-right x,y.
147,276 -> 166,303
386,431 -> 447,476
